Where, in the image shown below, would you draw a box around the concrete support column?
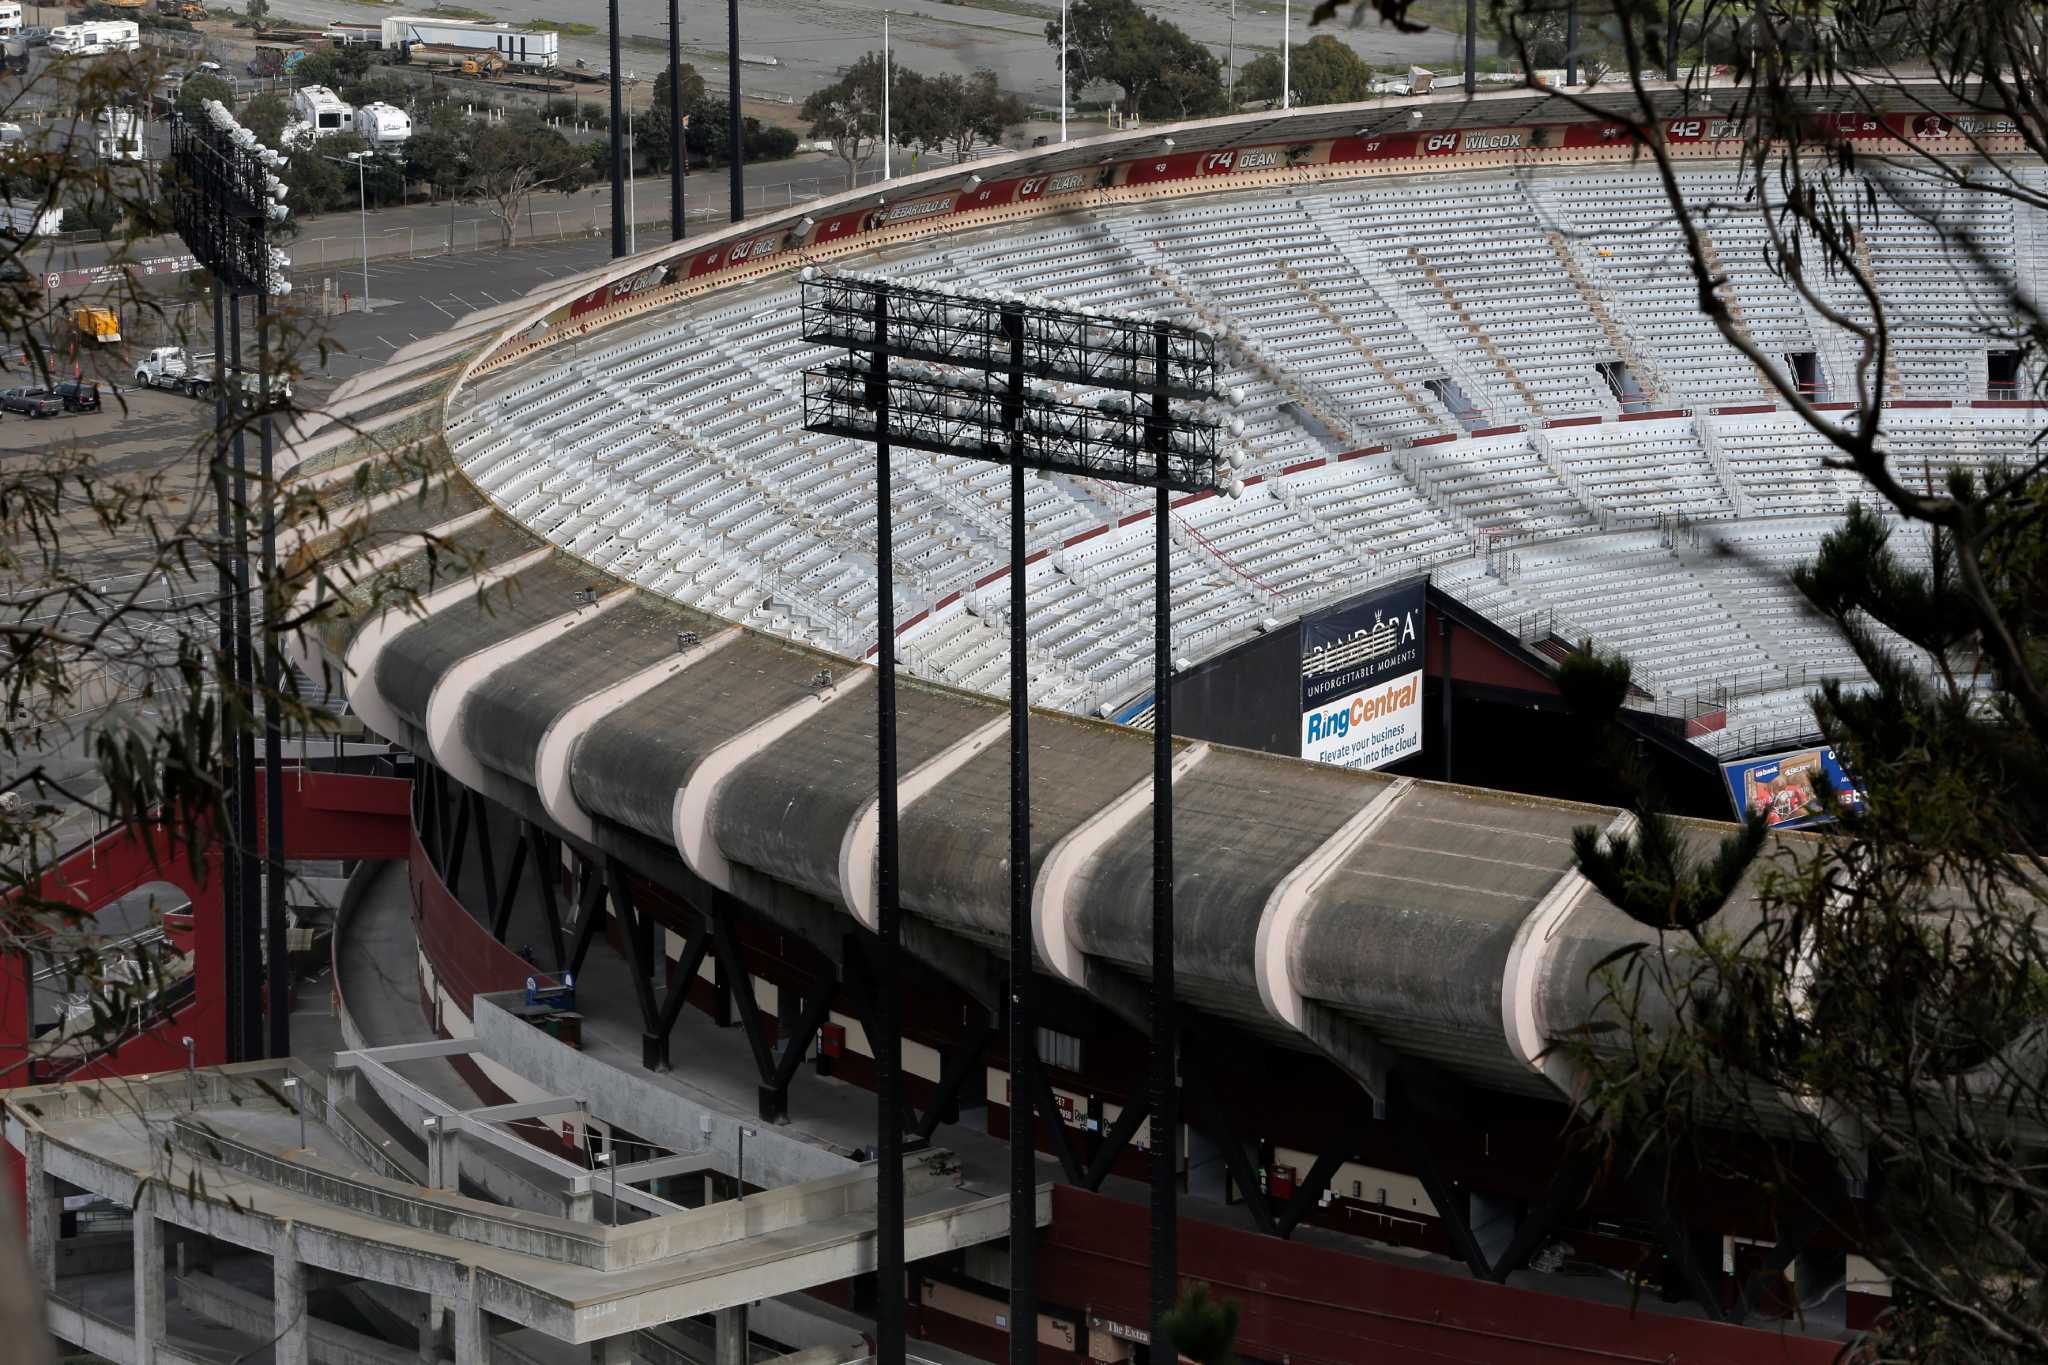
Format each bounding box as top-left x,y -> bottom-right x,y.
564,1187 -> 596,1222
427,1124 -> 461,1190
450,1286 -> 486,1365
132,1185 -> 165,1365
421,1295 -> 450,1364
24,1132 -> 58,1293
273,1222 -> 309,1365
590,1335 -> 636,1365
716,1303 -> 748,1365
327,1068 -> 358,1113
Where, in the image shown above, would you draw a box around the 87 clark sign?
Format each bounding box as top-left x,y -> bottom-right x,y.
1299,579 -> 1426,772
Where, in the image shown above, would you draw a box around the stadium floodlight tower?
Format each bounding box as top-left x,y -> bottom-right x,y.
167,99 -> 294,1065
798,266 -> 1240,1365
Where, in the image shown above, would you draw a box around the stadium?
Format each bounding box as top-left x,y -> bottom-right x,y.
13,78 -> 2035,1365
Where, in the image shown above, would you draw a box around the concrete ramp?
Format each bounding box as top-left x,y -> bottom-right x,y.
8,1061 -> 1048,1361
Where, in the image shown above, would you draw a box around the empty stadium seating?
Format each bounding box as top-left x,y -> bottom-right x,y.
450,164 -> 2033,748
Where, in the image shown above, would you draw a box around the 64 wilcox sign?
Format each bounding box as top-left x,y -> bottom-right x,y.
1299,579 -> 1426,772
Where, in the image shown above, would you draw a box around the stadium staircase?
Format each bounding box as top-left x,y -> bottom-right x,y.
1404,247 -> 1549,420
1099,220 -> 1362,451
1300,201 -> 1503,428
1545,229 -> 1665,408
1275,261 -> 1449,435
1694,229 -> 1781,400
1691,411 -> 1759,516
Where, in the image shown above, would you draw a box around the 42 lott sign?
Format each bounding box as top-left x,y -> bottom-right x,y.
1299,578 -> 1427,772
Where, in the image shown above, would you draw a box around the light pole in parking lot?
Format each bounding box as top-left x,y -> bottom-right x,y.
320,149 -> 370,310
799,267 -> 1238,1365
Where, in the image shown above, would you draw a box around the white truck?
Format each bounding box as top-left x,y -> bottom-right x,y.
132,347 -> 215,398
132,349 -> 294,404
380,15 -> 557,70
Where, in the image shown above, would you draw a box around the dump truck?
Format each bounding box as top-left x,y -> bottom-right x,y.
74,307 -> 120,344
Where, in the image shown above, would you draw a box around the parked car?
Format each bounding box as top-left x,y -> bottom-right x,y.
53,379 -> 100,412
0,386 -> 63,417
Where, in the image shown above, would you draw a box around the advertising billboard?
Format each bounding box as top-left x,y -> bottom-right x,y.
1722,746 -> 1866,830
1299,579 -> 1426,772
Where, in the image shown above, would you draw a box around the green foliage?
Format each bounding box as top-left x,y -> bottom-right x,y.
292,53 -> 339,92
467,112 -> 590,243
896,68 -> 1028,159
173,73 -> 234,121
1048,0 -> 1220,120
402,120 -> 468,199
801,51 -> 886,177
1047,0 -> 1226,120
238,92 -> 289,147
1161,1283 -> 1239,1365
638,64 -> 707,174
1236,35 -> 1377,109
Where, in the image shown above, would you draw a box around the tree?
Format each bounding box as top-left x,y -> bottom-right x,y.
238,92 -> 289,147
173,72 -> 234,121
1279,0 -> 2048,1357
292,53 -> 339,92
1162,1283 -> 1240,1365
1047,0 -> 1226,122
639,62 -> 706,175
801,51 -> 885,182
1236,35 -> 1374,109
903,69 -> 1027,161
467,113 -> 589,245
278,130 -> 369,215
403,120 -> 468,201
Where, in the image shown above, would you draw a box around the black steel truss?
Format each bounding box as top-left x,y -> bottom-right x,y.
802,362 -> 1224,493
167,112 -> 276,293
800,272 -> 1220,400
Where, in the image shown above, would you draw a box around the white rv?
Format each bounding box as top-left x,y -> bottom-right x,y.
95,108 -> 144,162
0,4 -> 24,38
287,85 -> 355,142
355,101 -> 412,150
49,20 -> 141,55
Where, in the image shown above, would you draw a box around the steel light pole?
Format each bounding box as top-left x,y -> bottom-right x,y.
169,102 -> 293,1064
882,11 -> 892,181
609,0 -> 625,256
1059,0 -> 1067,141
799,269 -> 1235,1365
668,0 -> 684,240
321,151 -> 370,310
1282,0 -> 1291,110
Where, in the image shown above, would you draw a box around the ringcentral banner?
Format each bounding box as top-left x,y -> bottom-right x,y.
1299,579 -> 1427,772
